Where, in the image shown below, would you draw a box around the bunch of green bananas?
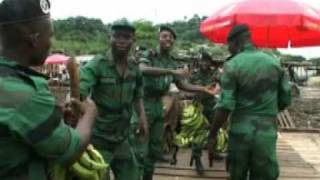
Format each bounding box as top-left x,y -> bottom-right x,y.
215,128 -> 228,153
174,103 -> 210,147
50,144 -> 109,180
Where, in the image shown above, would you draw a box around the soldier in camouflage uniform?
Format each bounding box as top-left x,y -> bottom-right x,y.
190,52 -> 221,121
139,26 -> 216,180
189,51 -> 222,174
80,19 -> 148,180
208,24 -> 292,180
0,0 -> 98,179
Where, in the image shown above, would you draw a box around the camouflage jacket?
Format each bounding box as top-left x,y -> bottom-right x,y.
80,53 -> 143,146
0,57 -> 81,179
139,49 -> 181,98
216,43 -> 291,134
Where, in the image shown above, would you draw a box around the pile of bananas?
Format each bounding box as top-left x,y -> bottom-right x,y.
215,128 -> 228,153
174,103 -> 210,147
50,144 -> 109,180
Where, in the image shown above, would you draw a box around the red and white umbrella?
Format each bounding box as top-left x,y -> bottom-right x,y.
45,54 -> 70,64
200,0 -> 320,48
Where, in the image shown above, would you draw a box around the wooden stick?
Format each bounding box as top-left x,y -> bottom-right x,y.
66,57 -> 80,100
66,57 -> 80,126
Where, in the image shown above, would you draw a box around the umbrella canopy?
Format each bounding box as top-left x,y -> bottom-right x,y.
200,0 -> 320,48
45,54 -> 70,64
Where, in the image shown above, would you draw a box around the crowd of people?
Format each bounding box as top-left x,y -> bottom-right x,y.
0,0 -> 292,180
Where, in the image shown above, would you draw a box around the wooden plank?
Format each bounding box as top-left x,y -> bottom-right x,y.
279,128 -> 320,133
153,132 -> 320,180
155,167 -> 320,179
155,176 -> 226,180
155,168 -> 228,178
280,112 -> 289,128
278,114 -> 286,128
284,110 -> 296,128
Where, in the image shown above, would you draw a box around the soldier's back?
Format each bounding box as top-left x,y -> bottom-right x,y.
227,46 -> 283,116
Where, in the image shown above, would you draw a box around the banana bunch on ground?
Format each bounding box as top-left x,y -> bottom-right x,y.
50,144 -> 109,180
174,102 -> 210,147
215,128 -> 228,153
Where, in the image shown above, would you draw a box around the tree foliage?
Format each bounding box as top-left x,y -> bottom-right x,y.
53,16 -> 108,55
52,15 -> 313,61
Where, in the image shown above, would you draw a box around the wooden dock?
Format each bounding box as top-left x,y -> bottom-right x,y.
154,132 -> 320,180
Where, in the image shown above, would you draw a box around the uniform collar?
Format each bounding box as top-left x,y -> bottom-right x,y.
106,51 -> 115,67
243,43 -> 256,51
156,47 -> 172,59
0,56 -> 19,67
106,51 -> 134,68
0,56 -> 48,79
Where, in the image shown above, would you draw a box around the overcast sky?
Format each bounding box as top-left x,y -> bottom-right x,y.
51,0 -> 320,59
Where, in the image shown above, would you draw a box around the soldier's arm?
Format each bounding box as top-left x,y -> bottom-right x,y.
139,56 -> 188,77
139,62 -> 174,76
210,62 -> 237,134
79,58 -> 100,98
12,91 -> 96,165
175,79 -> 206,93
278,69 -> 292,111
209,109 -> 229,137
133,70 -> 148,136
175,79 -> 217,95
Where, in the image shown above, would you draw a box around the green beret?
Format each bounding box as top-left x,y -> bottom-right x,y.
0,0 -> 50,25
159,26 -> 176,39
111,18 -> 135,33
227,24 -> 250,42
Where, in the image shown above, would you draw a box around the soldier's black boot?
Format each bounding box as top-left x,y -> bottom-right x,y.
195,156 -> 205,175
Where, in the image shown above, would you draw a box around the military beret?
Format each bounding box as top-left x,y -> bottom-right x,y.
0,0 -> 50,25
111,18 -> 135,33
159,26 -> 176,39
227,24 -> 250,42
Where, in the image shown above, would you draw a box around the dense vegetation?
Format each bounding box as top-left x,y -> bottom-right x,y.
52,16 -> 317,63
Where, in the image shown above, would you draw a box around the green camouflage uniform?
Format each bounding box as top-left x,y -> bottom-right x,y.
138,49 -> 181,176
189,68 -> 218,158
0,57 -> 81,180
190,68 -> 219,120
216,43 -> 291,180
80,53 -> 143,180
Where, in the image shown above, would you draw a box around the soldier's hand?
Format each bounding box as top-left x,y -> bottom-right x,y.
204,84 -> 220,96
63,101 -> 78,127
137,115 -> 149,142
171,68 -> 189,78
71,98 -> 97,120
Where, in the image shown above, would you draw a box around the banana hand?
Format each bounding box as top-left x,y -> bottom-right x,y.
79,151 -> 108,171
70,162 -> 96,179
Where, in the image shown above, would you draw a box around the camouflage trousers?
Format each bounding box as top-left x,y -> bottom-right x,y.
192,107 -> 214,158
96,139 -> 140,180
227,129 -> 279,180
130,97 -> 164,177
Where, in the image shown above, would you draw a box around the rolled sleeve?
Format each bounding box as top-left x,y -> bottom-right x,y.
138,50 -> 152,65
80,59 -> 99,98
36,122 -> 81,164
134,70 -> 144,99
216,63 -> 237,112
10,89 -> 81,164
